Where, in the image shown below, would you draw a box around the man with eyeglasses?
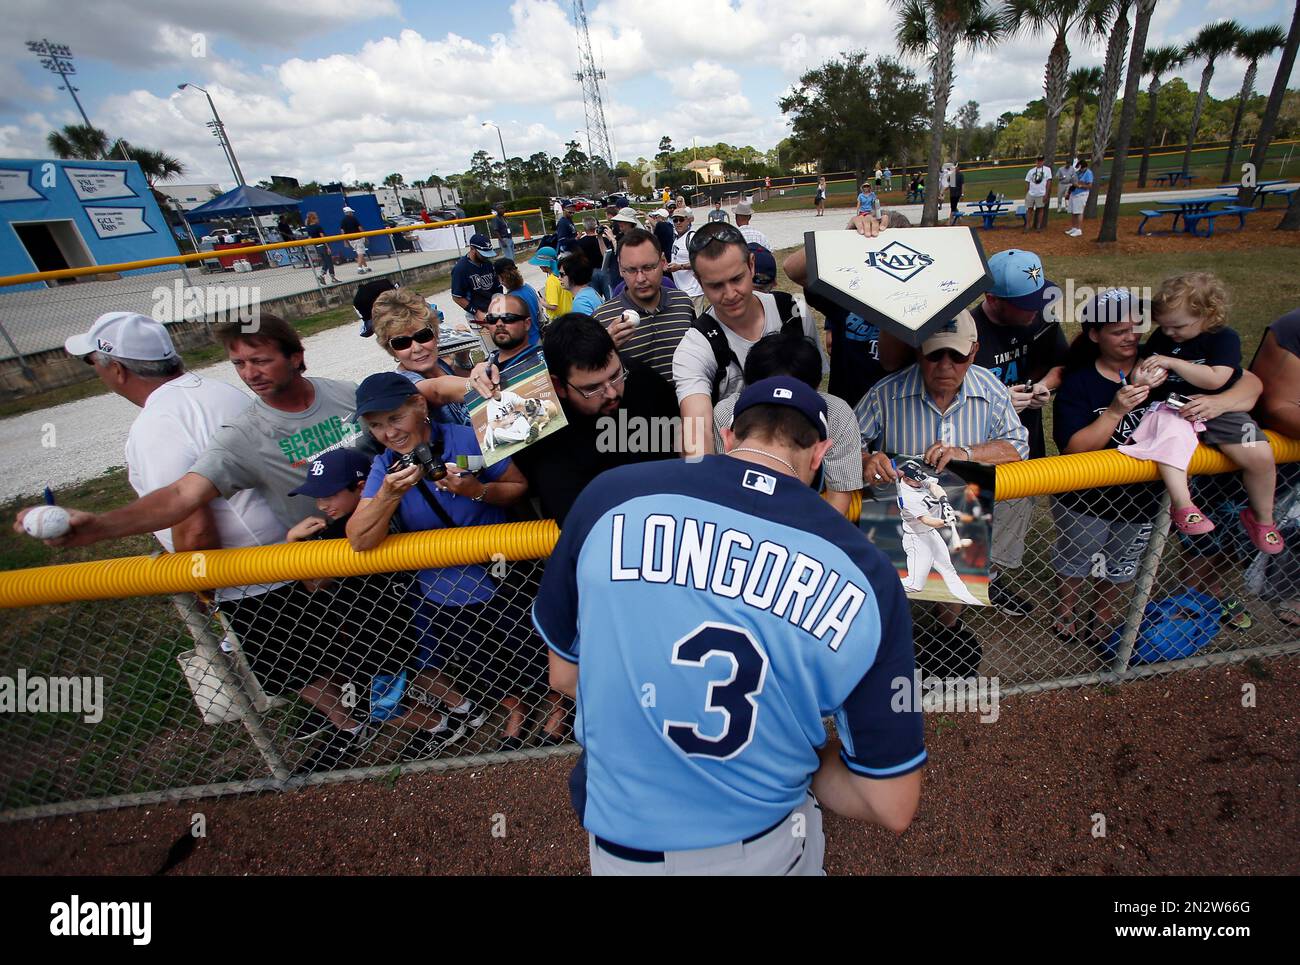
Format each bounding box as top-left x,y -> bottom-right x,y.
856,311 -> 1027,639
591,227 -> 696,387
672,221 -> 826,459
510,314 -> 680,524
664,206 -> 706,310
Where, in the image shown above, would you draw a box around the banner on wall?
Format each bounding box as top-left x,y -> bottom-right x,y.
0,169 -> 44,203
83,207 -> 154,239
66,167 -> 136,202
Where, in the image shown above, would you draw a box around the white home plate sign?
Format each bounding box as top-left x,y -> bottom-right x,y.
804,226 -> 992,346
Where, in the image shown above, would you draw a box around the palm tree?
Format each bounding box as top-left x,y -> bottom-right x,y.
1098,0 -> 1156,242
1247,3 -> 1300,216
1084,0 -> 1131,219
45,123 -> 111,160
1065,66 -> 1103,160
1003,0 -> 1109,171
895,0 -> 1003,226
1221,25 -> 1287,183
1179,20 -> 1243,178
1137,45 -> 1184,187
124,146 -> 186,187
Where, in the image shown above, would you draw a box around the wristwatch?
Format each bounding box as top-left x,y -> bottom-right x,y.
955,445 -> 973,461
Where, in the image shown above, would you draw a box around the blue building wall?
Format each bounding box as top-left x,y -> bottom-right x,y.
0,158 -> 180,292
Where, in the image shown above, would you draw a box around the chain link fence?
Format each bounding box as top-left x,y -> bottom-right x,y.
2,456 -> 1299,821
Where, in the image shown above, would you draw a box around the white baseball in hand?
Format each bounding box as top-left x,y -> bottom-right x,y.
23,505 -> 71,539
622,310 -> 640,328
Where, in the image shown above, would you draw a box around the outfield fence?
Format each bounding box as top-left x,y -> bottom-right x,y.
3,442 -> 1300,821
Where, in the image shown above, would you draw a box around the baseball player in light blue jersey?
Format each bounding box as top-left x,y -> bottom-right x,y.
533,377 -> 925,875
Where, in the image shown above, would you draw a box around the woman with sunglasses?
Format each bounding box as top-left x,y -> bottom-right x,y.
370,288 -> 473,427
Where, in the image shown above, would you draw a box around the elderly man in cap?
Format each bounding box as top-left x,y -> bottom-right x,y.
970,248 -> 1068,616
734,201 -> 770,250
339,205 -> 370,274
64,311 -> 285,569
665,206 -> 706,311
534,374 -> 923,876
648,207 -> 676,262
857,311 -> 1028,639
451,232 -> 502,326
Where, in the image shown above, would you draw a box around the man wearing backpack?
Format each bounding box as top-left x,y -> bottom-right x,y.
671,222 -> 826,458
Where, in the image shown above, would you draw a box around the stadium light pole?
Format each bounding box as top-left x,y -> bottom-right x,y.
178,83 -> 246,186
27,39 -> 131,162
482,121 -> 515,201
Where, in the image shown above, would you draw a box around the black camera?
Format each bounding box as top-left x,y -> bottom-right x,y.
389,441 -> 446,481
1165,393 -> 1190,410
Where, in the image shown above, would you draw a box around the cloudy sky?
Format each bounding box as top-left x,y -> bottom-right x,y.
1,0 -> 1294,189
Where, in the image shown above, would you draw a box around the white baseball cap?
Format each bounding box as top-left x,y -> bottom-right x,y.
65,311 -> 178,361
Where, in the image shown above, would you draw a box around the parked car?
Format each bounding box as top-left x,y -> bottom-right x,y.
600,193 -> 630,209
569,197 -> 598,211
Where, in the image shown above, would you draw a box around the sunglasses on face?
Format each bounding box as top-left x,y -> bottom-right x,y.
686,223 -> 746,254
387,327 -> 436,351
923,348 -> 972,364
482,312 -> 528,326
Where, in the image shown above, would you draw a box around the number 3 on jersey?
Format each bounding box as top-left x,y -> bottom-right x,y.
663,623 -> 769,760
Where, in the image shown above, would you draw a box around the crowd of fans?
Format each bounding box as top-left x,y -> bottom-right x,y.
21,199 -> 1300,773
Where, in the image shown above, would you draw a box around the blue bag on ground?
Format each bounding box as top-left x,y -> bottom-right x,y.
1102,587 -> 1222,665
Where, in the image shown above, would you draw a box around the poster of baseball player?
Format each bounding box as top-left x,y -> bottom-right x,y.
859,457 -> 992,605
465,354 -> 567,467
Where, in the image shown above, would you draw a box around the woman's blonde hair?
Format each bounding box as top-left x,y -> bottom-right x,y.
371,288 -> 434,350
1153,271 -> 1230,332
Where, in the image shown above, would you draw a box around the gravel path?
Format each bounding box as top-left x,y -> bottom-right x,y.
1,660 -> 1294,875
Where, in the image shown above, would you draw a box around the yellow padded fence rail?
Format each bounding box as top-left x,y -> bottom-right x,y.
3,435 -> 1297,610
995,433 -> 1300,500
0,209 -> 543,289
0,521 -> 559,610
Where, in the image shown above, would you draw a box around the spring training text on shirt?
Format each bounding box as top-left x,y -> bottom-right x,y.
608,513 -> 867,651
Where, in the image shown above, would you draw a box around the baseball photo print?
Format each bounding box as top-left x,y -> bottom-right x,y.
860,456 -> 992,605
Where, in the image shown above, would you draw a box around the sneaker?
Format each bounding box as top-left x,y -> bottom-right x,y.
988,579 -> 1036,617
291,710 -> 331,743
1220,596 -> 1254,631
299,723 -> 377,774
401,716 -> 467,761
448,700 -> 489,730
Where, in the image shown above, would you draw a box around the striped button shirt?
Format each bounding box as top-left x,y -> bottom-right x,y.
855,363 -> 1029,459
592,286 -> 696,385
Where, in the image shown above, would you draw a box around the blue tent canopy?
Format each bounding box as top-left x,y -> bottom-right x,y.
184,185 -> 299,223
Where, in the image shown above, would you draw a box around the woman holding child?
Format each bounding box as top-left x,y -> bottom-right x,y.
1049,285 -> 1265,644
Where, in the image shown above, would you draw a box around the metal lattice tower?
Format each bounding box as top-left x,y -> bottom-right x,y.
573,0 -> 614,170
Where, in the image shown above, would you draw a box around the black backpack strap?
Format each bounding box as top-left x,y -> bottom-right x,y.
770,290 -> 803,336
691,312 -> 739,404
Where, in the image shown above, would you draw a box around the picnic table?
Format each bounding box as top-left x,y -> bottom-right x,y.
1137,195 -> 1253,237
1153,171 -> 1196,188
958,199 -> 1014,229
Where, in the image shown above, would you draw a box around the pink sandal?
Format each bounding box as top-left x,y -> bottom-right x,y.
1240,508 -> 1285,555
1171,505 -> 1215,535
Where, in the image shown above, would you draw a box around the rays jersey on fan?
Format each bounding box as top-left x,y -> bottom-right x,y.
533,455 -> 926,851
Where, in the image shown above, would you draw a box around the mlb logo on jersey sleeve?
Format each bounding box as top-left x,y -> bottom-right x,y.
742,469 -> 777,495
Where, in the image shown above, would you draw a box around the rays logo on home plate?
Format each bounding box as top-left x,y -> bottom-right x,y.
804,226 -> 992,347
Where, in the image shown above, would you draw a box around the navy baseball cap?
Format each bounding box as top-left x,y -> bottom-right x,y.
750,244 -> 777,286
468,233 -> 496,257
988,249 -> 1059,313
732,376 -> 828,441
898,459 -> 932,482
290,446 -> 373,497
355,371 -> 419,415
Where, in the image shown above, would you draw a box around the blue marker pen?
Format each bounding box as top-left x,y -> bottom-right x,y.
1118,370 -> 1127,386
43,486 -> 55,506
